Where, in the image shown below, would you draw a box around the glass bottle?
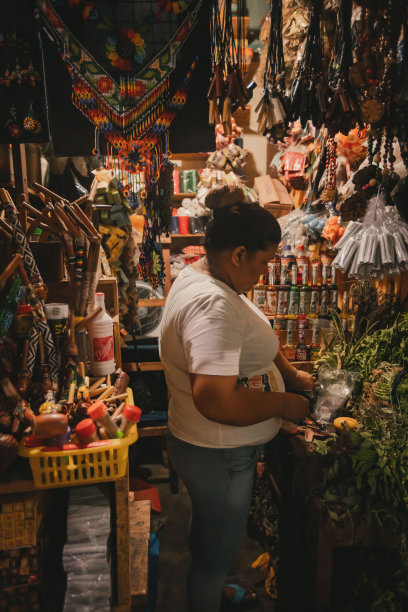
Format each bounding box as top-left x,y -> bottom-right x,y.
265,264 -> 279,316
309,265 -> 320,317
288,265 -> 300,316
253,277 -> 266,312
283,317 -> 296,361
309,318 -> 321,361
299,267 -> 311,315
330,264 -> 338,311
296,244 -> 308,286
296,316 -> 309,361
320,265 -> 329,315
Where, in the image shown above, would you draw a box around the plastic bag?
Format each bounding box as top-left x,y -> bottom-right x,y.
314,365 -> 358,424
333,194 -> 408,280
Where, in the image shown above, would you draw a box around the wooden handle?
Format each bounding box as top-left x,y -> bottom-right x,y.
55,203 -> 82,237
67,313 -> 78,358
32,183 -> 69,203
89,377 -> 106,391
0,253 -> 23,285
89,178 -> 98,202
63,204 -> 94,238
71,203 -> 100,238
78,361 -> 85,378
75,307 -> 102,331
0,188 -> 12,204
68,382 -> 76,404
104,393 -> 128,403
27,203 -> 56,236
71,194 -> 90,206
0,217 -> 12,238
96,385 -> 114,400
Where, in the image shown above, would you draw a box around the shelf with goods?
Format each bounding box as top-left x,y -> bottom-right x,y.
172,192 -> 198,200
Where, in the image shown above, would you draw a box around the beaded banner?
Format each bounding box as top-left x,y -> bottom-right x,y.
37,0 -> 201,149
38,0 -> 201,287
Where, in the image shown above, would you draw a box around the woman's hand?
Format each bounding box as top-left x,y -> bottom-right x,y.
290,369 -> 319,392
284,393 -> 310,422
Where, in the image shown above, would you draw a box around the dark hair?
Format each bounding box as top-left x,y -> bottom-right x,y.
204,201 -> 282,253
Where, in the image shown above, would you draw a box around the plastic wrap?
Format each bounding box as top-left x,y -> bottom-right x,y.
332,194 -> 408,279
314,366 -> 358,424
278,209 -> 309,249
63,486 -> 111,611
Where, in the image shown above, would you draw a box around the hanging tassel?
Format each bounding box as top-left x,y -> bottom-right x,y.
222,96 -> 232,135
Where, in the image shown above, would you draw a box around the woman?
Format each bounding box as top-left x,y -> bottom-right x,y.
159,186 -> 315,612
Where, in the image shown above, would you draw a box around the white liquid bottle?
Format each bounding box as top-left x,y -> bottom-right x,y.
88,292 -> 115,376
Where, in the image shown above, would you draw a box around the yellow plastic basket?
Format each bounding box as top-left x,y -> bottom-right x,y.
19,388 -> 138,489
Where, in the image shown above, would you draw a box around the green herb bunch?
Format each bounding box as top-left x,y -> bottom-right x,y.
312,314 -> 408,609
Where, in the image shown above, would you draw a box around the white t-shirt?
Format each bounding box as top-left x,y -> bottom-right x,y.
159,265 -> 285,448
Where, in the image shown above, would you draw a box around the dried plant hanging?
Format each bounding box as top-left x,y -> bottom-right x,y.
255,0 -> 287,142
207,0 -> 249,134
289,0 -> 326,129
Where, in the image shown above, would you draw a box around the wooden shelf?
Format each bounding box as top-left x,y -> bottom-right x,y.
123,362 -> 163,372
171,153 -> 209,160
173,192 -> 198,199
169,233 -> 204,239
138,298 -> 166,307
129,498 -> 151,608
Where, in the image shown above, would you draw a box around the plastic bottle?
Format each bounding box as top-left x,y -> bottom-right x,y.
295,245 -> 308,286
88,292 -> 115,376
288,266 -> 300,316
280,245 -> 296,285
340,291 -> 349,333
330,264 -> 338,311
273,317 -> 284,349
296,317 -> 309,361
253,277 -> 266,312
283,318 -> 296,361
309,266 -> 320,317
308,244 -> 321,285
320,265 -> 329,315
277,280 -> 290,316
120,405 -> 142,436
270,256 -> 281,286
309,319 -> 321,361
299,267 -> 311,315
265,285 -> 279,316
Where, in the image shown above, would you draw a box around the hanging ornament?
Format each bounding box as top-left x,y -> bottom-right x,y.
23,102 -> 42,134
5,105 -> 23,138
256,0 -> 287,141
321,136 -> 338,203
208,0 -> 249,128
290,0 -> 326,129
325,0 -> 360,135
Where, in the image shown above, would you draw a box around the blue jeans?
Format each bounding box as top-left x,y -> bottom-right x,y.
167,430 -> 264,612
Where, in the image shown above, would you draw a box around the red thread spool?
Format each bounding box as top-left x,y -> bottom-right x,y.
178,216 -> 190,235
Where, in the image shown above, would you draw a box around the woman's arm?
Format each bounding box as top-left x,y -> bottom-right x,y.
274,350 -> 317,391
190,373 -> 310,427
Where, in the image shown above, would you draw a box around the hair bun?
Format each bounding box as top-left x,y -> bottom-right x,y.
204,185 -> 246,214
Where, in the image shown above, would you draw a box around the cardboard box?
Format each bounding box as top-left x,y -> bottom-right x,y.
253,175 -> 293,219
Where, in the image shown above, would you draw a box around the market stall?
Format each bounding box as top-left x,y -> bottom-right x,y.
2,0 -> 408,610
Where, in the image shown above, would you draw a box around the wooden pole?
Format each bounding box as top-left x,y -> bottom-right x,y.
11,143 -> 29,232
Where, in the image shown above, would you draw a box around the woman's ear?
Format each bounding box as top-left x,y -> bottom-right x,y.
231,246 -> 246,267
